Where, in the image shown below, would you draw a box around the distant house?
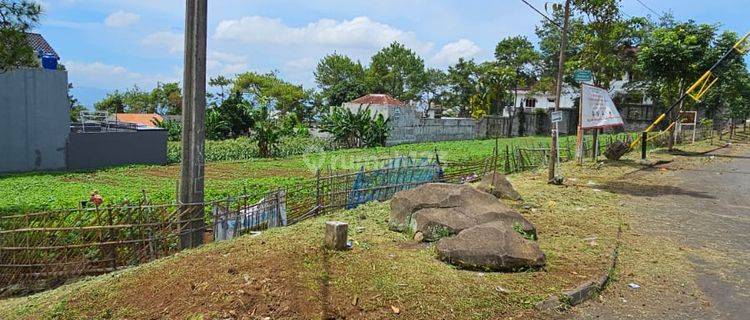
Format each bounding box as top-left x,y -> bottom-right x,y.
508,88 -> 576,115
110,113 -> 164,129
26,33 -> 60,70
342,94 -> 407,119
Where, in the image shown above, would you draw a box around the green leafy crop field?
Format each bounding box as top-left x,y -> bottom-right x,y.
0,134 -> 614,214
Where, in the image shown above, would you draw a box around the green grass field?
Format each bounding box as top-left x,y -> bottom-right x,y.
0,136 -> 565,214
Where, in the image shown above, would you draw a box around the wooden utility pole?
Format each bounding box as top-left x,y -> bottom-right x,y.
179,0 -> 208,249
548,0 -> 571,184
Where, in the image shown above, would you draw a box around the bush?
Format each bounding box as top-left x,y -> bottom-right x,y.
167,136 -> 334,163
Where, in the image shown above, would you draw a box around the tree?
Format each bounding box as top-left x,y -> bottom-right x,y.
474,62 -> 514,117
494,36 -> 540,124
494,36 -> 539,88
67,83 -> 86,122
151,82 -> 182,115
233,71 -> 312,121
320,107 -> 389,148
637,20 -> 717,109
367,42 -> 426,102
423,68 -> 449,108
0,0 -> 42,72
215,91 -> 253,137
94,91 -> 127,114
534,1 -> 649,90
699,31 -> 750,124
248,97 -> 283,158
446,58 -> 482,117
205,108 -> 231,140
208,75 -> 232,105
314,53 -> 368,107
121,85 -> 156,113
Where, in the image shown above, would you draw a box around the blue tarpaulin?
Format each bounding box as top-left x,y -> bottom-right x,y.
346,157 -> 443,209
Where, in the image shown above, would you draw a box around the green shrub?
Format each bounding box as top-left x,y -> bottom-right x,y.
167,136 -> 335,163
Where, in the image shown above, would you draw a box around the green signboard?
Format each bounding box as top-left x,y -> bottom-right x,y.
574,70 -> 593,83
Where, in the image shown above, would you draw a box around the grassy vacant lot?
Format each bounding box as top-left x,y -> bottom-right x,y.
0,136 -> 565,214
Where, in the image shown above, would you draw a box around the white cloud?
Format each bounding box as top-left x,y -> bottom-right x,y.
431,39 -> 481,66
284,57 -> 316,70
207,51 -> 249,76
65,61 -> 179,90
215,16 -> 433,53
142,31 -> 184,54
104,11 -> 140,28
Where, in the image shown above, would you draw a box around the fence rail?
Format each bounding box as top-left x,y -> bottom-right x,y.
0,127 -> 718,295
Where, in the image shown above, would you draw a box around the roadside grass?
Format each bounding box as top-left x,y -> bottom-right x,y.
0,156 -> 634,319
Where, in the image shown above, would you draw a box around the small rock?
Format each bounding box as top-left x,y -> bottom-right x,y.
413,232 -> 424,242
391,305 -> 400,314
495,286 -> 511,294
628,283 -> 641,289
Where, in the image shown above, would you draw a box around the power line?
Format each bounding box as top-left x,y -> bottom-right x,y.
633,0 -> 662,18
520,0 -> 562,30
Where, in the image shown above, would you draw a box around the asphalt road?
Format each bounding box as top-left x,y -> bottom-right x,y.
572,144 -> 750,319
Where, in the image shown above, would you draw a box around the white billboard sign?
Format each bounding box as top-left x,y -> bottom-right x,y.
581,84 -> 624,129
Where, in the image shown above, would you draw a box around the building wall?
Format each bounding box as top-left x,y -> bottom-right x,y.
67,130 -> 168,170
0,69 -> 69,173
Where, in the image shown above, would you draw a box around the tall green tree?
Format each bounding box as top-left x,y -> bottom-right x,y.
150,82 -> 182,115
637,20 -> 717,108
94,91 -> 127,114
208,75 -> 232,104
423,68 -> 449,108
534,0 -> 649,90
0,0 -> 42,72
367,42 -> 426,102
494,36 -> 540,113
699,31 -> 750,123
314,53 -> 368,107
233,71 -> 312,121
446,58 -> 482,117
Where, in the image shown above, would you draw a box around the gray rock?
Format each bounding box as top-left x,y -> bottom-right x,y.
390,183 -> 535,237
412,207 -> 475,241
476,172 -> 522,201
436,221 -> 546,271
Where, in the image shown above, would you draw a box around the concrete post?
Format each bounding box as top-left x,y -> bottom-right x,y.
324,221 -> 349,251
179,0 -> 208,249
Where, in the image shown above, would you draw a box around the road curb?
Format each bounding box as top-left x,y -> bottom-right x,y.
535,225 -> 622,313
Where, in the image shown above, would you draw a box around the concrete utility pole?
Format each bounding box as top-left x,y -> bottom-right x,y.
548,0 -> 571,184
179,0 -> 208,249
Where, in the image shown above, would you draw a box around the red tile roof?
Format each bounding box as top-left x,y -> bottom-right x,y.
349,94 -> 405,106
114,113 -> 163,127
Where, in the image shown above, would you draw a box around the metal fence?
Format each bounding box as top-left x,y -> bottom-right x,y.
0,128 -> 718,295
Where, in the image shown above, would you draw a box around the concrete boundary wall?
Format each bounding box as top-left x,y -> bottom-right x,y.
67,130 -> 168,170
386,109 -> 578,146
0,69 -> 69,173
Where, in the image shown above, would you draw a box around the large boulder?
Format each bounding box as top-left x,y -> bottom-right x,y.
476,172 -> 522,201
389,183 -> 535,238
436,221 -> 546,271
411,208 -> 475,242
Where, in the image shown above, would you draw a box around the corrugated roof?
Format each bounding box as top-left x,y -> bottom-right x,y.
114,114 -> 163,128
26,33 -> 59,59
349,94 -> 405,106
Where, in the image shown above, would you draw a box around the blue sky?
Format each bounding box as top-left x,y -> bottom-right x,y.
36,0 -> 750,107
